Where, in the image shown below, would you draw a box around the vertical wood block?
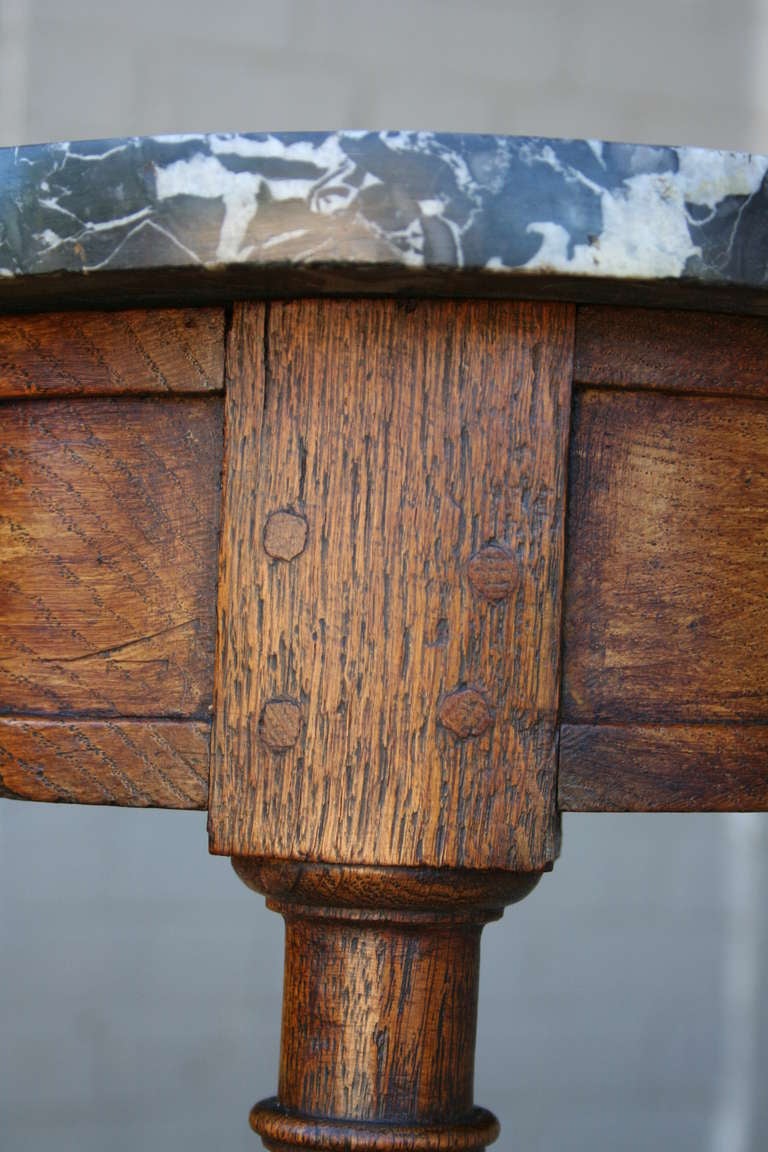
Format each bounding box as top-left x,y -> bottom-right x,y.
210,299 -> 573,870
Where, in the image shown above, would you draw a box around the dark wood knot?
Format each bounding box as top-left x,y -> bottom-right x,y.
437,688 -> 493,740
467,543 -> 518,602
258,698 -> 303,750
264,510 -> 308,561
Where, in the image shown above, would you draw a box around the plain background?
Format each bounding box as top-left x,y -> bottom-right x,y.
1,2 -> 767,1150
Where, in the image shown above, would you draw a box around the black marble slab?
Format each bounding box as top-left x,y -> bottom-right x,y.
1,132 -> 767,312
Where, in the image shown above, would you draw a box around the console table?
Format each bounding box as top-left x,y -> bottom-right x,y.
1,132 -> 766,1150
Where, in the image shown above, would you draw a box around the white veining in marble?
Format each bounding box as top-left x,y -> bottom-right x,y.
0,130 -> 766,292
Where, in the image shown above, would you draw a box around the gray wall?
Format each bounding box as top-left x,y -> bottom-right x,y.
1,2 -> 767,1150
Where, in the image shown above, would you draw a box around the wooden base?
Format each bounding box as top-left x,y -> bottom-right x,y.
234,860 -> 541,1152
249,1106 -> 500,1152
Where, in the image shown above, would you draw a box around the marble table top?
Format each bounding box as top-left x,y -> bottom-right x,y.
1,131 -> 766,311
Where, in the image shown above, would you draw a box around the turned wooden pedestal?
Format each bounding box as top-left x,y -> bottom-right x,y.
236,861 -> 539,1151
204,297 -> 571,1149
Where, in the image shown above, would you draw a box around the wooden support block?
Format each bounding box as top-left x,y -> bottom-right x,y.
210,298 -> 574,870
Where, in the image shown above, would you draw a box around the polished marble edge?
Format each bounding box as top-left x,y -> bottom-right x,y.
1,131 -> 767,293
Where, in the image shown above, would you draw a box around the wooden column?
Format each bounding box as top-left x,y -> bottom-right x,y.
209,299 -> 574,1150
236,861 -> 539,1152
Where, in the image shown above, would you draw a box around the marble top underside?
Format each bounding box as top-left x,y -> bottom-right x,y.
1,131 -> 767,302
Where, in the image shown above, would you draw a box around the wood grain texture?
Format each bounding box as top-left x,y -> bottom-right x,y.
277,914 -> 481,1124
239,862 -> 539,1152
210,299 -> 574,869
0,307 -> 224,397
233,858 -> 542,912
575,306 -> 768,397
563,389 -> 768,724
0,396 -> 222,716
0,717 -> 209,807
558,724 -> 768,811
251,1110 -> 499,1152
